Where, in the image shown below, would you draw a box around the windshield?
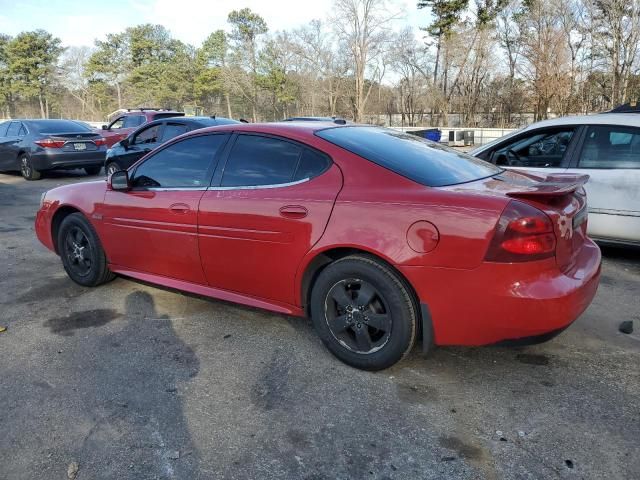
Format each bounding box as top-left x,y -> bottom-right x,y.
316,126 -> 503,187
31,120 -> 92,133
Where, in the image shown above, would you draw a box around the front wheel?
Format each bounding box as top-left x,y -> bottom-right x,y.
84,166 -> 102,176
105,162 -> 120,177
310,255 -> 418,370
58,213 -> 115,287
20,154 -> 41,180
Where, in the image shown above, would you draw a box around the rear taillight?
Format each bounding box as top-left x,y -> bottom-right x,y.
93,137 -> 106,147
485,200 -> 556,262
35,138 -> 66,148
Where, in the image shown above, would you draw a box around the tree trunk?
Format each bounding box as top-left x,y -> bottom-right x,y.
225,93 -> 232,118
38,93 -> 46,119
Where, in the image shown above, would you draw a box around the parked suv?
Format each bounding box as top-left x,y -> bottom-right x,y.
100,109 -> 184,147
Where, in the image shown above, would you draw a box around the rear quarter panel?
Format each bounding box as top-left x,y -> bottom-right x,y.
295,145 -> 509,304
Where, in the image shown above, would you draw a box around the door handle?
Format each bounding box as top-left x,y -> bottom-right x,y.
169,203 -> 190,214
279,205 -> 308,219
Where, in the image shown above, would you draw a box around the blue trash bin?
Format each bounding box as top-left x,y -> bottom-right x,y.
424,128 -> 441,142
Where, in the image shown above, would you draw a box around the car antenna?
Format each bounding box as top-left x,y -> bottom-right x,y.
333,118 -> 347,125
239,118 -> 249,123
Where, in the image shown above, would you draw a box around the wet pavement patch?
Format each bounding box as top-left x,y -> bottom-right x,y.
44,309 -> 122,336
438,436 -> 483,460
516,353 -> 550,366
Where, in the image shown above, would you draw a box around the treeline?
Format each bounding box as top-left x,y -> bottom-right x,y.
1,0 -> 639,127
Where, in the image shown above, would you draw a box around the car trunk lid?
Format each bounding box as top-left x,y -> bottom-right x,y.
448,170 -> 590,272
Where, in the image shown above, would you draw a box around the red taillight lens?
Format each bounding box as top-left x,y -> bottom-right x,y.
485,200 -> 556,262
35,138 -> 66,148
93,137 -> 106,146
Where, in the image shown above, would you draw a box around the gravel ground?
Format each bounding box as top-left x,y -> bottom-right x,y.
1,170 -> 638,480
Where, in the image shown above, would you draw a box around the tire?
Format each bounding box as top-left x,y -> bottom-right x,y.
310,255 -> 418,370
105,162 -> 120,177
20,154 -> 41,180
58,212 -> 115,287
84,166 -> 102,176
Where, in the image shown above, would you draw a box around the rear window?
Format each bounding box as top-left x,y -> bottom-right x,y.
316,126 -> 502,187
32,120 -> 92,133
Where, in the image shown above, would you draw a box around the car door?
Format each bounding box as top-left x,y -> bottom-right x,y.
0,122 -> 25,170
565,124 -> 640,243
118,123 -> 164,169
100,133 -> 230,283
482,126 -> 580,175
198,133 -> 343,305
0,121 -> 12,169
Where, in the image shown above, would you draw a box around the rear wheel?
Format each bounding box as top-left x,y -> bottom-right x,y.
105,162 -> 120,177
58,213 -> 115,287
310,255 -> 417,370
84,166 -> 102,176
20,154 -> 41,180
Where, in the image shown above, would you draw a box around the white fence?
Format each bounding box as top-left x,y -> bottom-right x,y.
394,126 -> 518,146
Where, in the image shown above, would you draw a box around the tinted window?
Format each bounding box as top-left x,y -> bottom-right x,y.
18,125 -> 27,136
161,123 -> 189,142
123,115 -> 146,128
492,129 -> 574,168
132,134 -> 226,188
316,126 -> 502,187
294,149 -> 331,180
221,135 -> 302,187
133,124 -> 161,145
6,122 -> 21,136
0,122 -> 8,137
578,125 -> 640,169
31,120 -> 91,133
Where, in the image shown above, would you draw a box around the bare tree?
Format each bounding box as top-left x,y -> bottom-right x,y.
332,0 -> 398,122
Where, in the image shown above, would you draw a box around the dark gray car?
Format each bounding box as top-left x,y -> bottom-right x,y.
0,119 -> 108,180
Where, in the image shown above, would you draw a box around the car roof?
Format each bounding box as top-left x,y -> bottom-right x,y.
197,121 -> 346,135
522,113 -> 640,130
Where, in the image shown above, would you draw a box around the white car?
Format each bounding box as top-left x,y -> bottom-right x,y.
471,113 -> 640,246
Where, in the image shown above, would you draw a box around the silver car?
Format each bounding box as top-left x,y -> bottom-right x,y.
471,113 -> 640,246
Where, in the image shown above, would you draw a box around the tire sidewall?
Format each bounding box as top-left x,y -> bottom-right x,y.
20,155 -> 40,180
58,214 -> 105,287
310,257 -> 416,370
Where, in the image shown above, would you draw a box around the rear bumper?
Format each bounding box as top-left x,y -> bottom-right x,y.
31,150 -> 106,171
400,239 -> 602,346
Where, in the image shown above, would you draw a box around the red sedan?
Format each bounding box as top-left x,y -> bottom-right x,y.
35,122 -> 601,370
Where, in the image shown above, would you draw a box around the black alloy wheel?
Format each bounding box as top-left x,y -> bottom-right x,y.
324,278 -> 392,354
310,255 -> 419,370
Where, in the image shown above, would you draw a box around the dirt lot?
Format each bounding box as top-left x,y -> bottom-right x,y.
1,171 -> 639,480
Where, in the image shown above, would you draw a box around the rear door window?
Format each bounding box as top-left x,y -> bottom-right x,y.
123,115 -> 146,128
161,123 -> 189,142
221,135 -> 303,187
0,122 -> 9,137
6,122 -> 21,136
578,125 -> 640,169
491,128 -> 575,168
316,126 -> 501,187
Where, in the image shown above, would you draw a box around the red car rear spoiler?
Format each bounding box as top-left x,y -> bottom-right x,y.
506,173 -> 589,198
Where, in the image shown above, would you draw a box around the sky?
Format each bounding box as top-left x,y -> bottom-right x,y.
0,0 -> 425,48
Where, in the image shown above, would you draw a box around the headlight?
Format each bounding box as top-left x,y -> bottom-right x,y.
40,191 -> 47,208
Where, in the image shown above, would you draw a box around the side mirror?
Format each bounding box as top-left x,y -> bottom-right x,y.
101,125 -> 108,130
110,170 -> 130,191
120,137 -> 130,149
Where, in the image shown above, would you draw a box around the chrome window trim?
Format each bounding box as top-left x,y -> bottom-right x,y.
207,177 -> 310,191
140,186 -> 209,191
